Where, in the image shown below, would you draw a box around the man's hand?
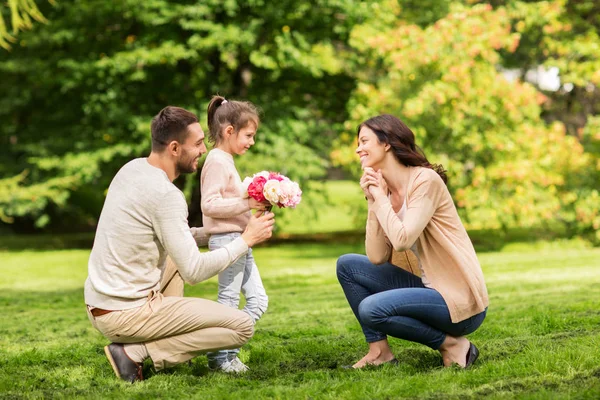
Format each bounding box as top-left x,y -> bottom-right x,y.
241,211 -> 275,247
248,198 -> 272,211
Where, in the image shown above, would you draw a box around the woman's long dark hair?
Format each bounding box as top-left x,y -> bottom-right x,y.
358,114 -> 447,184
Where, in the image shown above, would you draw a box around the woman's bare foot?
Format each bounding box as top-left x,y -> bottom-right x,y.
438,335 -> 471,367
352,339 -> 396,369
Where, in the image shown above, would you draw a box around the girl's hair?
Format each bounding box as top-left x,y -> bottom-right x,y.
206,95 -> 260,145
358,114 -> 448,184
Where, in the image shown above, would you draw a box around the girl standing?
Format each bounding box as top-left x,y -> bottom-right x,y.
201,96 -> 271,373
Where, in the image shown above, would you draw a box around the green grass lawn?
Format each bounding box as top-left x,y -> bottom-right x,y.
1,240 -> 600,399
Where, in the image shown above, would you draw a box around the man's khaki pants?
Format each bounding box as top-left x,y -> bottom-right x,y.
87,258 -> 254,370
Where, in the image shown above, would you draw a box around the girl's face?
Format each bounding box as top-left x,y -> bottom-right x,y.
225,122 -> 257,156
356,126 -> 387,169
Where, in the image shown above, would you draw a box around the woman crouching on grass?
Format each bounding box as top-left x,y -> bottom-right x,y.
336,114 -> 488,369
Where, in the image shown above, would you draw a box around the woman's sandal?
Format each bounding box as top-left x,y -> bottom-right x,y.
440,342 -> 479,368
465,342 -> 479,368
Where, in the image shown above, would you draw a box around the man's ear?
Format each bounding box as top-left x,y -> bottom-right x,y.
167,140 -> 180,156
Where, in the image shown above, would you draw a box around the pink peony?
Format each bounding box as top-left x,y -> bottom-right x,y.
268,172 -> 285,182
247,176 -> 267,202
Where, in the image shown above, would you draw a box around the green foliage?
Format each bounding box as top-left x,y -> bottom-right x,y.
1,241 -> 600,398
0,0 -> 367,229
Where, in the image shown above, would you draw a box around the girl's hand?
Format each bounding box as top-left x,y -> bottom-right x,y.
249,198 -> 271,211
360,167 -> 379,201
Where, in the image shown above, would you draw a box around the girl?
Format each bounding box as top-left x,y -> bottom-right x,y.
201,95 -> 271,373
337,114 -> 488,369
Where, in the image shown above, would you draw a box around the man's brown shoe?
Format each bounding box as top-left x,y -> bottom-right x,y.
104,343 -> 143,383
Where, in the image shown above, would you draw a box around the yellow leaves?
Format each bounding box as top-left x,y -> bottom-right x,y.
310,43 -> 344,75
490,37 -> 503,50
536,92 -> 548,105
574,190 -> 600,229
508,35 -> 520,53
282,25 -> 290,33
330,142 -> 360,171
434,92 -> 446,105
1,0 -> 50,50
592,70 -> 600,85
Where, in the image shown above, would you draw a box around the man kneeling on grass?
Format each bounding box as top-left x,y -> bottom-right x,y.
84,106 -> 275,383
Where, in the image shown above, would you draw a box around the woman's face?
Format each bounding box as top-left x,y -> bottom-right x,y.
356,126 -> 386,169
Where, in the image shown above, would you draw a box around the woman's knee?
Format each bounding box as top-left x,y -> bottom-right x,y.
358,296 -> 384,327
336,253 -> 364,280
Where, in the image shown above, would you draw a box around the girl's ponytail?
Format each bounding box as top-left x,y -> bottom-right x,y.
206,95 -> 260,145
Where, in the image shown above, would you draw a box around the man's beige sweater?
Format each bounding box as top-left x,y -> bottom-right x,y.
85,158 -> 248,310
366,167 -> 489,323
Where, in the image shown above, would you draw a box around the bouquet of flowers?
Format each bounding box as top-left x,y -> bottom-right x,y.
242,171 -> 302,210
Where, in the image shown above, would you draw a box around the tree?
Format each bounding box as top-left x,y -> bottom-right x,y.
487,0 -> 600,241
0,0 -> 368,230
333,1 -> 596,237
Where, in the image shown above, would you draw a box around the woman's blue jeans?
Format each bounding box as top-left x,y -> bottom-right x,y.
336,254 -> 486,350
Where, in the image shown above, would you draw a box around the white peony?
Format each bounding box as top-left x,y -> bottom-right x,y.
263,179 -> 281,205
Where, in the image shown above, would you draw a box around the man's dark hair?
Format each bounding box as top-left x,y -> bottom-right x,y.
151,106 -> 199,152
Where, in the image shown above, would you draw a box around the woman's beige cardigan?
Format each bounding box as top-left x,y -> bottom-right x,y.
366,167 -> 489,323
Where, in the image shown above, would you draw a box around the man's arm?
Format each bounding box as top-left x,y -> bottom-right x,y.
154,190 -> 275,285
153,191 -> 249,285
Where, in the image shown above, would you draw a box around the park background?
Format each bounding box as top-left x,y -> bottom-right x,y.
1,0 -> 599,398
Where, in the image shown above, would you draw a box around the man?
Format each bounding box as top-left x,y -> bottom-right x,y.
84,106 -> 275,383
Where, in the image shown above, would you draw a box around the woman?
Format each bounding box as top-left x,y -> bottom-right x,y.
337,114 -> 488,369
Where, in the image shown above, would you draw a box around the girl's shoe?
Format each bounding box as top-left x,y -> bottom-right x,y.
230,357 -> 250,372
209,357 -> 249,373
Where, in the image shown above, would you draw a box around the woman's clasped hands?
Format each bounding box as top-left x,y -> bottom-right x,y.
360,167 -> 388,201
